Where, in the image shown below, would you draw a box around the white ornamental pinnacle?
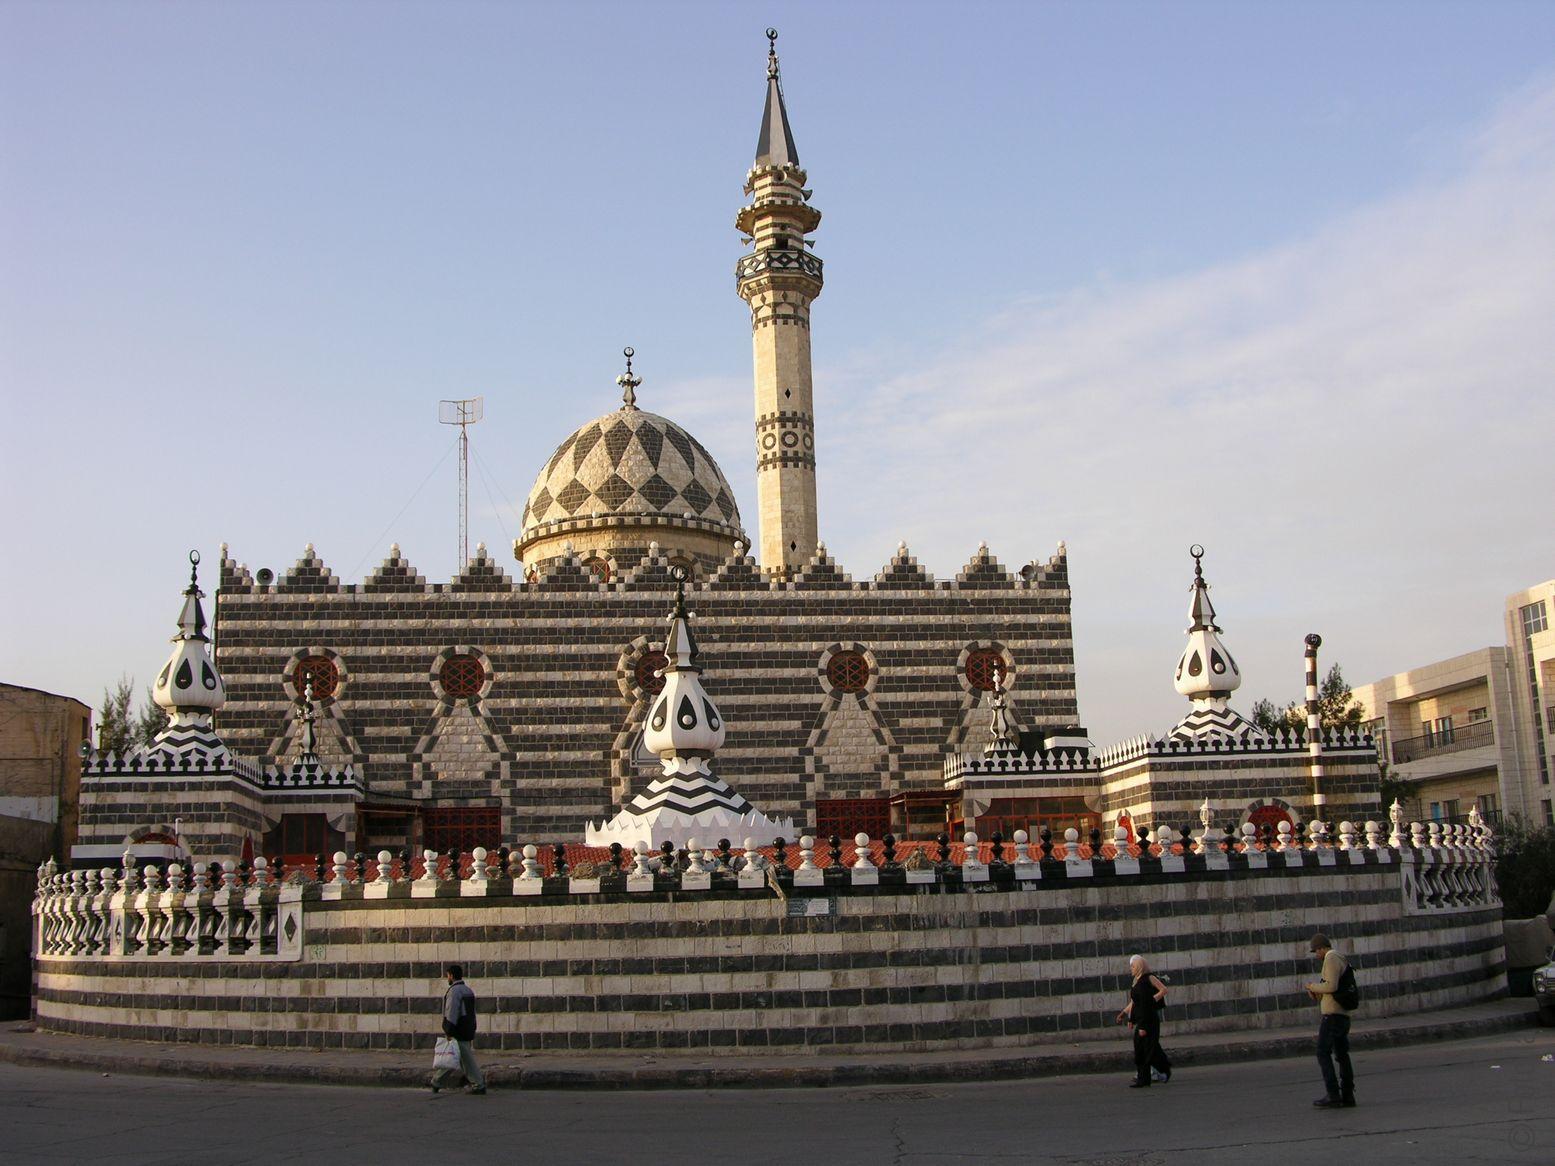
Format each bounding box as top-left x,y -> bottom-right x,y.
1168,546 -> 1256,743
641,568 -> 726,762
1174,546 -> 1242,699
151,550 -> 226,729
584,564 -> 794,849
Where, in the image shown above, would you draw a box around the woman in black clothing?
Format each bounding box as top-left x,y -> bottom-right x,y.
1116,954 -> 1172,1087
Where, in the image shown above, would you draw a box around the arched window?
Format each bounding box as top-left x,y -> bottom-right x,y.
965,648 -> 1007,692
294,655 -> 339,699
635,650 -> 668,696
583,557 -> 612,583
827,650 -> 870,694
439,654 -> 486,699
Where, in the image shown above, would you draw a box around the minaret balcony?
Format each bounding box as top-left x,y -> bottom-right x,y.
737,200 -> 822,236
735,249 -> 824,287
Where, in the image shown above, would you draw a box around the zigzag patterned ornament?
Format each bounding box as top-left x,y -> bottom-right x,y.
1169,546 -> 1258,743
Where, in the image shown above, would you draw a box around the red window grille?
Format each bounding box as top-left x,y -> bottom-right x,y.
816,797 -> 890,840
827,650 -> 870,693
1247,805 -> 1293,834
583,558 -> 612,583
440,654 -> 485,698
423,806 -> 502,853
635,650 -> 668,695
965,648 -> 1006,692
294,655 -> 339,699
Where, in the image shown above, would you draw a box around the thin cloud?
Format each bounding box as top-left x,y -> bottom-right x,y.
820,76 -> 1555,741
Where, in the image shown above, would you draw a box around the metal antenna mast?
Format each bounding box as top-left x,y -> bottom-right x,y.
438,396 -> 484,570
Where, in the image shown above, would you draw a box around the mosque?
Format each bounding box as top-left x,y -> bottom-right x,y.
70,35 -> 1381,870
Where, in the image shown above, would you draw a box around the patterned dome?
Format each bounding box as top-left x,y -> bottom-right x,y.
520,407 -> 743,542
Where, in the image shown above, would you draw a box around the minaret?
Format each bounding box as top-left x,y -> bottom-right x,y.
1168,546 -> 1256,741
736,28 -> 823,575
148,550 -> 228,756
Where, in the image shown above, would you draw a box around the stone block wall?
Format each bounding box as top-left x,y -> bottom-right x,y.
34,848 -> 1505,1055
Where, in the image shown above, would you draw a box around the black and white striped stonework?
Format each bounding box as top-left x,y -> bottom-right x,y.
626,770 -> 754,817
1169,704 -> 1258,742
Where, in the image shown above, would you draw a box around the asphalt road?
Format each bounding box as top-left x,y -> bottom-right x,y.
3,1029 -> 1552,1165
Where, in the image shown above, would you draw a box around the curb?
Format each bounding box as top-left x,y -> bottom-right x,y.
0,1008 -> 1537,1090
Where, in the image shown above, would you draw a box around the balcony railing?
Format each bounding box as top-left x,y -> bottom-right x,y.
1391,718 -> 1495,764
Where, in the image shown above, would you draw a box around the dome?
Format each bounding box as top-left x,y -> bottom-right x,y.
518,406 -> 744,555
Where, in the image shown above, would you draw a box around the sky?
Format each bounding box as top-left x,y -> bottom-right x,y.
2,0 -> 1553,745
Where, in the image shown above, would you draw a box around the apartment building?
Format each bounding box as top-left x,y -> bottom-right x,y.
1355,580 -> 1555,829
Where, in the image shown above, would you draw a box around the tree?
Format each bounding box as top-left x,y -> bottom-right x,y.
134,685 -> 165,749
96,675 -> 135,756
1494,819 -> 1555,919
1249,663 -> 1365,735
95,675 -> 164,755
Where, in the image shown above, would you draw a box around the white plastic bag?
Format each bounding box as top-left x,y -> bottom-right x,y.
432,1036 -> 461,1072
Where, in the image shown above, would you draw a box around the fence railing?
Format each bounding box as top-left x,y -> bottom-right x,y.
1392,719 -> 1495,764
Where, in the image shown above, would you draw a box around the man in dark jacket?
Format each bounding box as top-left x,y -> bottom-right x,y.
431,964 -> 486,1094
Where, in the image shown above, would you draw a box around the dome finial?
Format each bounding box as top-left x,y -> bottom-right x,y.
616,346 -> 641,410
766,27 -> 779,79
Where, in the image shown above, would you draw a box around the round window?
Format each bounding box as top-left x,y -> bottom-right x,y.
826,650 -> 870,694
965,648 -> 1007,692
439,654 -> 486,699
635,650 -> 668,695
583,558 -> 611,583
294,655 -> 339,700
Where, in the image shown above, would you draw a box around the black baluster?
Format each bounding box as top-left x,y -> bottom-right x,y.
828,835 -> 843,868
1137,827 -> 1150,855
1290,821 -> 1304,850
445,848 -> 458,880
314,853 -> 326,882
1089,828 -> 1103,857
353,852 -> 366,883
609,842 -> 623,871
989,832 -> 1004,866
936,832 -> 951,866
271,857 -> 285,884
718,838 -> 733,870
552,843 -> 568,877
1039,827 -> 1053,861
400,848 -> 412,880
661,840 -> 675,872
498,845 -> 511,876
882,834 -> 897,867
773,838 -> 787,869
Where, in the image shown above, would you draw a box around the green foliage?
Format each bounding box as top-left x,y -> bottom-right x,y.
134,685 -> 164,749
1494,819 -> 1555,920
95,675 -> 163,755
1249,663 -> 1366,735
96,675 -> 135,756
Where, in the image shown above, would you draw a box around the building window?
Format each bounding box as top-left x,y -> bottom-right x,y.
583,557 -> 611,583
1477,794 -> 1499,823
1442,798 -> 1461,822
1543,799 -> 1553,826
815,797 -> 890,840
263,814 -> 343,864
1521,601 -> 1548,635
294,655 -> 339,700
635,650 -> 668,696
1429,802 -> 1441,820
423,806 -> 501,853
965,648 -> 1007,692
439,654 -> 486,699
1467,707 -> 1488,723
826,650 -> 870,694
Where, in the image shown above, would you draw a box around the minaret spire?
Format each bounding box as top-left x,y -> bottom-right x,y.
756,28 -> 800,167
615,346 -> 641,411
737,28 -> 824,575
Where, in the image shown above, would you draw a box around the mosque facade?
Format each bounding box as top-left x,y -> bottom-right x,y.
70,36 -> 1381,870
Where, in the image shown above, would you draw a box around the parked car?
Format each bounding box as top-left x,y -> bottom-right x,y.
1536,947 -> 1555,1026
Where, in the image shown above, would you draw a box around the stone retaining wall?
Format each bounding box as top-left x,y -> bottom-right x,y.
34,851 -> 1506,1054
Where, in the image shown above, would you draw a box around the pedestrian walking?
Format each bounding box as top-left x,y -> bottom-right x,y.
1116,954 -> 1172,1087
1305,933 -> 1356,1108
431,964 -> 486,1095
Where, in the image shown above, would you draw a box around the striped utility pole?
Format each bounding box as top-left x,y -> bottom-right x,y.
1304,633 -> 1326,819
